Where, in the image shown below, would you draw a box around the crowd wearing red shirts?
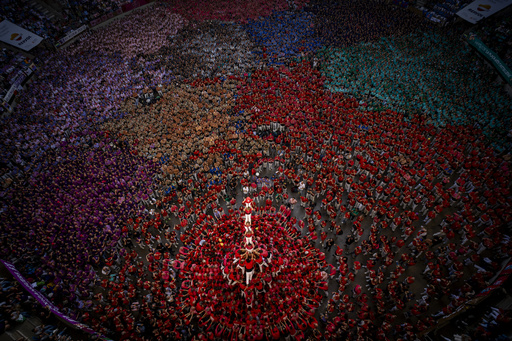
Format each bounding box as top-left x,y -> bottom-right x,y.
83,61 -> 511,340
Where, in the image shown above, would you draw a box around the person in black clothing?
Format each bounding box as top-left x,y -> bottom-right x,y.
345,235 -> 355,247
325,238 -> 335,252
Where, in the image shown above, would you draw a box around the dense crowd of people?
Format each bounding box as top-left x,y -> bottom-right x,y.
162,0 -> 309,23
419,0 -> 470,25
244,10 -> 321,65
0,49 -> 31,99
2,130 -> 156,306
70,3 -> 187,59
152,20 -> 260,79
1,0 -> 512,340
306,0 -> 431,48
0,0 -> 82,45
67,0 -> 123,23
174,209 -> 327,341
320,30 -> 512,152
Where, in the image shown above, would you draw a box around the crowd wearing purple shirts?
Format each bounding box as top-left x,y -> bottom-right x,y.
1,130 -> 156,309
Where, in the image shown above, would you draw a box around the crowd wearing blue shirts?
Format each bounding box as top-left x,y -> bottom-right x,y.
244,10 -> 322,64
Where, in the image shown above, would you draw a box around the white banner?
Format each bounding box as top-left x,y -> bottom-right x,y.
456,0 -> 512,24
56,25 -> 87,47
1,70 -> 26,103
0,20 -> 44,51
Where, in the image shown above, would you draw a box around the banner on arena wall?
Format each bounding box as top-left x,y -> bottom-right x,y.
0,20 -> 44,51
1,70 -> 25,104
477,261 -> 512,297
55,25 -> 87,47
466,33 -> 512,86
477,275 -> 510,296
0,259 -> 113,341
456,0 -> 512,24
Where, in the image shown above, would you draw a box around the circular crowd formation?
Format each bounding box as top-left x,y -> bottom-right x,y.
1,1 -> 512,341
176,207 -> 326,341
